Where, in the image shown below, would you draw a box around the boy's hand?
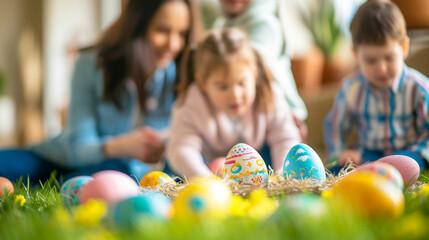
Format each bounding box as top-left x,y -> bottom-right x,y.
338,150 -> 362,166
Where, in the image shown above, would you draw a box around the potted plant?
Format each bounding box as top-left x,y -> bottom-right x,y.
298,0 -> 352,87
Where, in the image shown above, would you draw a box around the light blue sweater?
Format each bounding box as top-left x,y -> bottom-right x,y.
29,50 -> 176,169
214,0 -> 307,120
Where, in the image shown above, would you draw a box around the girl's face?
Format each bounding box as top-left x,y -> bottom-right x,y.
219,0 -> 254,18
202,64 -> 256,116
354,37 -> 409,89
147,1 -> 190,68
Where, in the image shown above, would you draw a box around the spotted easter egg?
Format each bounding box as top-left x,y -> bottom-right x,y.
377,155 -> 420,187
173,178 -> 232,221
0,177 -> 14,197
355,162 -> 404,189
283,143 -> 326,183
60,176 -> 93,208
108,193 -> 172,228
222,143 -> 268,188
333,171 -> 404,218
140,171 -> 176,189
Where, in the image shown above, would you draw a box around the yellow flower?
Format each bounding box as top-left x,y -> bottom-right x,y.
14,194 -> 26,206
393,212 -> 426,238
51,208 -> 73,228
421,184 -> 429,195
247,189 -> 278,220
321,189 -> 334,199
230,195 -> 250,217
74,199 -> 107,227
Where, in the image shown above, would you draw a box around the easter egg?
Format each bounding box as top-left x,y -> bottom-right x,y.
173,178 -> 232,221
355,162 -> 404,189
269,194 -> 326,223
333,171 -> 404,218
140,171 -> 176,188
80,170 -> 139,204
209,157 -> 225,175
283,143 -> 326,183
222,143 -> 268,188
108,193 -> 172,228
60,176 -> 93,208
0,177 -> 14,197
377,155 -> 420,186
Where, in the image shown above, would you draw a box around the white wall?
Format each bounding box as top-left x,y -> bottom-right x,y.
43,0 -> 121,136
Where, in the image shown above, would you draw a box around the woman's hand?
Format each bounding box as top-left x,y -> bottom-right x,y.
338,150 -> 362,166
293,115 -> 308,142
104,127 -> 165,163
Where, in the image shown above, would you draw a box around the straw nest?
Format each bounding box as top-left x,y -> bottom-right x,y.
140,164 -> 358,199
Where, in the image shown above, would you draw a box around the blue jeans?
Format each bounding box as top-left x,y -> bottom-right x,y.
0,149 -> 149,184
329,149 -> 428,175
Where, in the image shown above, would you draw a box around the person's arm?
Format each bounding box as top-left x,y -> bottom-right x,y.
248,19 -> 308,120
324,85 -> 354,164
166,100 -> 213,179
408,87 -> 429,163
266,86 -> 302,174
64,52 -> 164,167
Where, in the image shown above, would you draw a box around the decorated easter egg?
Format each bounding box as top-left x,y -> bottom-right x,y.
222,143 -> 268,188
283,143 -> 326,183
377,155 -> 420,186
355,162 -> 404,189
80,170 -> 139,204
0,177 -> 14,197
333,171 -> 404,218
60,176 -> 93,208
140,171 -> 176,189
173,177 -> 232,221
108,193 -> 172,228
209,157 -> 225,175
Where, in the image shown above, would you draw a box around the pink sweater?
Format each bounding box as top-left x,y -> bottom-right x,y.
166,83 -> 301,178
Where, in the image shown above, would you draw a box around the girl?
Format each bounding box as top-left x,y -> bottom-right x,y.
166,28 -> 301,178
214,0 -> 308,139
0,0 -> 202,183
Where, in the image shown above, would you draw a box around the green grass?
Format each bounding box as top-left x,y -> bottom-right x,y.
1,172 -> 429,240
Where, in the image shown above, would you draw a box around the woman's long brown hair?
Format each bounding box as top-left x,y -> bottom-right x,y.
95,0 -> 202,112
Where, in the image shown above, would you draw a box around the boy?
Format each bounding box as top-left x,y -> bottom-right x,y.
324,0 -> 429,173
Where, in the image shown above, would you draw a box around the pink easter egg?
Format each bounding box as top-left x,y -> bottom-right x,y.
376,155 -> 420,186
209,157 -> 225,175
355,162 -> 404,189
79,170 -> 139,204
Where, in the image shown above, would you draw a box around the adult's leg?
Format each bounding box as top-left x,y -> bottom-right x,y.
62,159 -> 152,183
390,150 -> 428,170
361,149 -> 384,164
0,149 -> 59,183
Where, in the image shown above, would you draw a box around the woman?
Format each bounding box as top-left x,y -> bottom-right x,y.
0,0 -> 202,182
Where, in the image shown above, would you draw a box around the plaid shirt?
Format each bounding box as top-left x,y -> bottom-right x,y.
324,66 -> 429,163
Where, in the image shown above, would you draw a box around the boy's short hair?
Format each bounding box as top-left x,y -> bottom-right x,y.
350,0 -> 407,48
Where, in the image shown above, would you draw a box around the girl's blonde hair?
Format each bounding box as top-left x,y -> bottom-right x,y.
177,28 -> 274,112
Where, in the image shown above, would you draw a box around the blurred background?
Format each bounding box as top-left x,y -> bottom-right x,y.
0,0 -> 428,158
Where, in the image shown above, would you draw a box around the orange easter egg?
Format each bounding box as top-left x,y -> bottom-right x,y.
0,177 -> 14,197
140,171 -> 176,188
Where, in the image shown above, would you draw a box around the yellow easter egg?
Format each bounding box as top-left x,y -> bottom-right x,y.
140,171 -> 176,188
333,171 -> 404,218
173,178 -> 232,221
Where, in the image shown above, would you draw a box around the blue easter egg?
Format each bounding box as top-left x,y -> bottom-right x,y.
283,143 -> 326,183
60,176 -> 93,208
108,193 -> 172,228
